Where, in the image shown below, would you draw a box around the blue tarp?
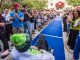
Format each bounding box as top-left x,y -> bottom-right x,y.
32,17 -> 65,60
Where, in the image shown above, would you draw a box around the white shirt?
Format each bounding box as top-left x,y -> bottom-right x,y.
2,13 -> 12,24
11,47 -> 55,60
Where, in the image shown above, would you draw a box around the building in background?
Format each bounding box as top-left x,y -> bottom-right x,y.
48,0 -> 69,10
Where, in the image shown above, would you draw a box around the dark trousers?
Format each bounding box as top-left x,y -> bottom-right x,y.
67,29 -> 79,50
5,24 -> 13,41
34,20 -> 37,29
63,16 -> 67,32
0,31 -> 9,51
63,21 -> 67,32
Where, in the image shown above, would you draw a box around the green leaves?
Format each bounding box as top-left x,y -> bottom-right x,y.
25,0 -> 47,9
12,0 -> 47,9
2,3 -> 10,9
1,0 -> 48,10
66,0 -> 80,6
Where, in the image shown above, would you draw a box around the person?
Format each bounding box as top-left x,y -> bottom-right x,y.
10,3 -> 24,33
63,12 -> 67,32
72,32 -> 80,60
66,10 -> 73,36
29,9 -> 35,34
35,34 -> 49,51
2,7 -> 13,41
43,14 -> 48,25
67,10 -> 79,50
10,33 -> 54,60
21,4 -> 32,33
0,11 -> 9,58
36,17 -> 42,31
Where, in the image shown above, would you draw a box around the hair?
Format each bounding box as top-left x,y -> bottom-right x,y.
77,10 -> 80,17
22,4 -> 26,8
13,3 -> 20,8
72,10 -> 79,21
39,34 -> 44,39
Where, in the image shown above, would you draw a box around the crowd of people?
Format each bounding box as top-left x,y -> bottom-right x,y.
0,3 -> 54,59
62,8 -> 80,60
0,2 -> 80,60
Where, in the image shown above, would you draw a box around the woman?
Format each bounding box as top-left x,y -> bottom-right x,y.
67,10 -> 80,50
2,7 -> 13,41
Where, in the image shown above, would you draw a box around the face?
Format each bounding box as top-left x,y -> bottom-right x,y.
74,11 -> 78,18
14,7 -> 19,13
5,9 -> 9,13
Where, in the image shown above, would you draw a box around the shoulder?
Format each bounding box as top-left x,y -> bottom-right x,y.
19,11 -> 24,15
10,11 -> 15,16
10,11 -> 14,14
19,12 -> 24,17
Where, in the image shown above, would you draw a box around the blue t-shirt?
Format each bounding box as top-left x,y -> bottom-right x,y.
10,11 -> 24,28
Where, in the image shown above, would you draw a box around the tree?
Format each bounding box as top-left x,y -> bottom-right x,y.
23,0 -> 48,9
1,0 -> 48,10
66,0 -> 80,6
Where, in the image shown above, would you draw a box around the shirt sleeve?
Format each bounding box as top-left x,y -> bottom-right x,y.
73,36 -> 80,60
74,19 -> 80,27
10,12 -> 14,17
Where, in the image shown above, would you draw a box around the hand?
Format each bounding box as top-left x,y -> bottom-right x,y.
71,58 -> 74,60
0,23 -> 5,26
31,46 -> 38,50
24,11 -> 27,14
15,13 -> 18,17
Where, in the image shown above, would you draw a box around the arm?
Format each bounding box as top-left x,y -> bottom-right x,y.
9,12 -> 14,21
0,23 -> 5,26
66,15 -> 73,23
16,16 -> 24,21
74,19 -> 80,27
0,17 -> 5,26
26,11 -> 32,18
15,13 -> 24,21
9,17 -> 14,21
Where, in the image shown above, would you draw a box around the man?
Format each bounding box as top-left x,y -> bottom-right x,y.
10,3 -> 24,33
2,7 -> 13,41
10,33 -> 55,60
21,4 -> 32,33
0,11 -> 9,58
